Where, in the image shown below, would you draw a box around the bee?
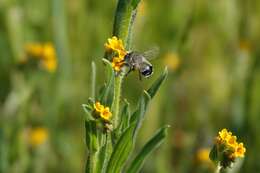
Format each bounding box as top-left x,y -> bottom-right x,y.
123,47 -> 159,80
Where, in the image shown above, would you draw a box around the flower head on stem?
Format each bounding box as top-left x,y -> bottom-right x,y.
93,101 -> 112,122
210,129 -> 246,170
105,36 -> 127,72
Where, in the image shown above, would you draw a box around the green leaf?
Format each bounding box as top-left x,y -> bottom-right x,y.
129,68 -> 168,135
119,99 -> 131,133
147,67 -> 168,99
97,135 -> 113,173
85,120 -> 99,153
126,126 -> 169,173
82,104 -> 94,121
112,99 -> 131,144
106,124 -> 135,173
131,0 -> 141,9
99,59 -> 115,106
130,91 -> 151,138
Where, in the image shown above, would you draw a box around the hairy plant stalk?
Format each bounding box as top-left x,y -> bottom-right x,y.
113,0 -> 137,49
111,0 -> 138,127
112,74 -> 124,127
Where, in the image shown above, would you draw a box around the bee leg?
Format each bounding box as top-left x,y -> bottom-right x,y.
124,64 -> 134,77
125,68 -> 132,76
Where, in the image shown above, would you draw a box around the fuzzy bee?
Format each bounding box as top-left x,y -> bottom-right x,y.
123,47 -> 159,80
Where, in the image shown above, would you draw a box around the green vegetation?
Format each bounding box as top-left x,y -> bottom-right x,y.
0,0 -> 260,173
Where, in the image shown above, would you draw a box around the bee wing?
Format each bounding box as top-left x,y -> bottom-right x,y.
142,47 -> 159,60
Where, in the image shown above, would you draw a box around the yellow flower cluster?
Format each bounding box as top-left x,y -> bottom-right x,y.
25,43 -> 57,73
104,36 -> 127,72
94,102 -> 112,121
217,129 -> 246,158
29,127 -> 48,147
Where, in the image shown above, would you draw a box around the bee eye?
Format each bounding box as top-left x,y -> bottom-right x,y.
141,65 -> 153,77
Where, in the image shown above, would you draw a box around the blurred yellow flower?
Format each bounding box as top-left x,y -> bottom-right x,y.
26,43 -> 43,57
217,129 -> 244,156
29,127 -> 48,147
226,135 -> 238,149
210,128 -> 246,168
218,128 -> 232,141
234,143 -> 246,158
196,148 -> 210,163
104,36 -> 127,72
94,101 -> 112,121
239,40 -> 252,53
25,42 -> 57,73
41,43 -> 57,73
163,52 -> 180,71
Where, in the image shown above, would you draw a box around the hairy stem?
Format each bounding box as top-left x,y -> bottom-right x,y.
112,0 -> 139,127
112,74 -> 124,127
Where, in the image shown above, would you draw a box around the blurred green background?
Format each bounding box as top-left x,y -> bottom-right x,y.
1,0 -> 260,172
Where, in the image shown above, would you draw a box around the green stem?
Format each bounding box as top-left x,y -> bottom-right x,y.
85,1 -> 140,173
111,0 -> 139,127
86,152 -> 98,173
113,0 -> 137,49
112,74 -> 123,127
91,62 -> 96,99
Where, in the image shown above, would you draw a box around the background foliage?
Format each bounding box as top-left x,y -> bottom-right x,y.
1,0 -> 260,172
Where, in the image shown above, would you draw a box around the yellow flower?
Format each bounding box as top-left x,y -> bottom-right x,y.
197,148 -> 210,163
93,102 -> 112,121
218,128 -> 232,141
25,42 -> 57,73
25,43 -> 43,57
234,143 -> 246,158
29,127 -> 48,147
163,52 -> 180,71
210,128 -> 246,168
100,107 -> 112,121
112,57 -> 124,72
41,58 -> 57,73
226,135 -> 238,149
41,43 -> 57,72
104,36 -> 125,55
94,102 -> 104,113
104,36 -> 127,72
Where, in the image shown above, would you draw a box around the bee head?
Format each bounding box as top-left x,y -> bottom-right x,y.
141,65 -> 153,77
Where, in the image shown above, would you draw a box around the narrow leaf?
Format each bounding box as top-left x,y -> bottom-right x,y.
82,104 -> 94,121
85,120 -> 99,152
119,99 -> 131,132
130,91 -> 151,138
99,59 -> 115,106
147,67 -> 168,98
126,126 -> 169,173
106,125 -> 135,173
131,0 -> 141,9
